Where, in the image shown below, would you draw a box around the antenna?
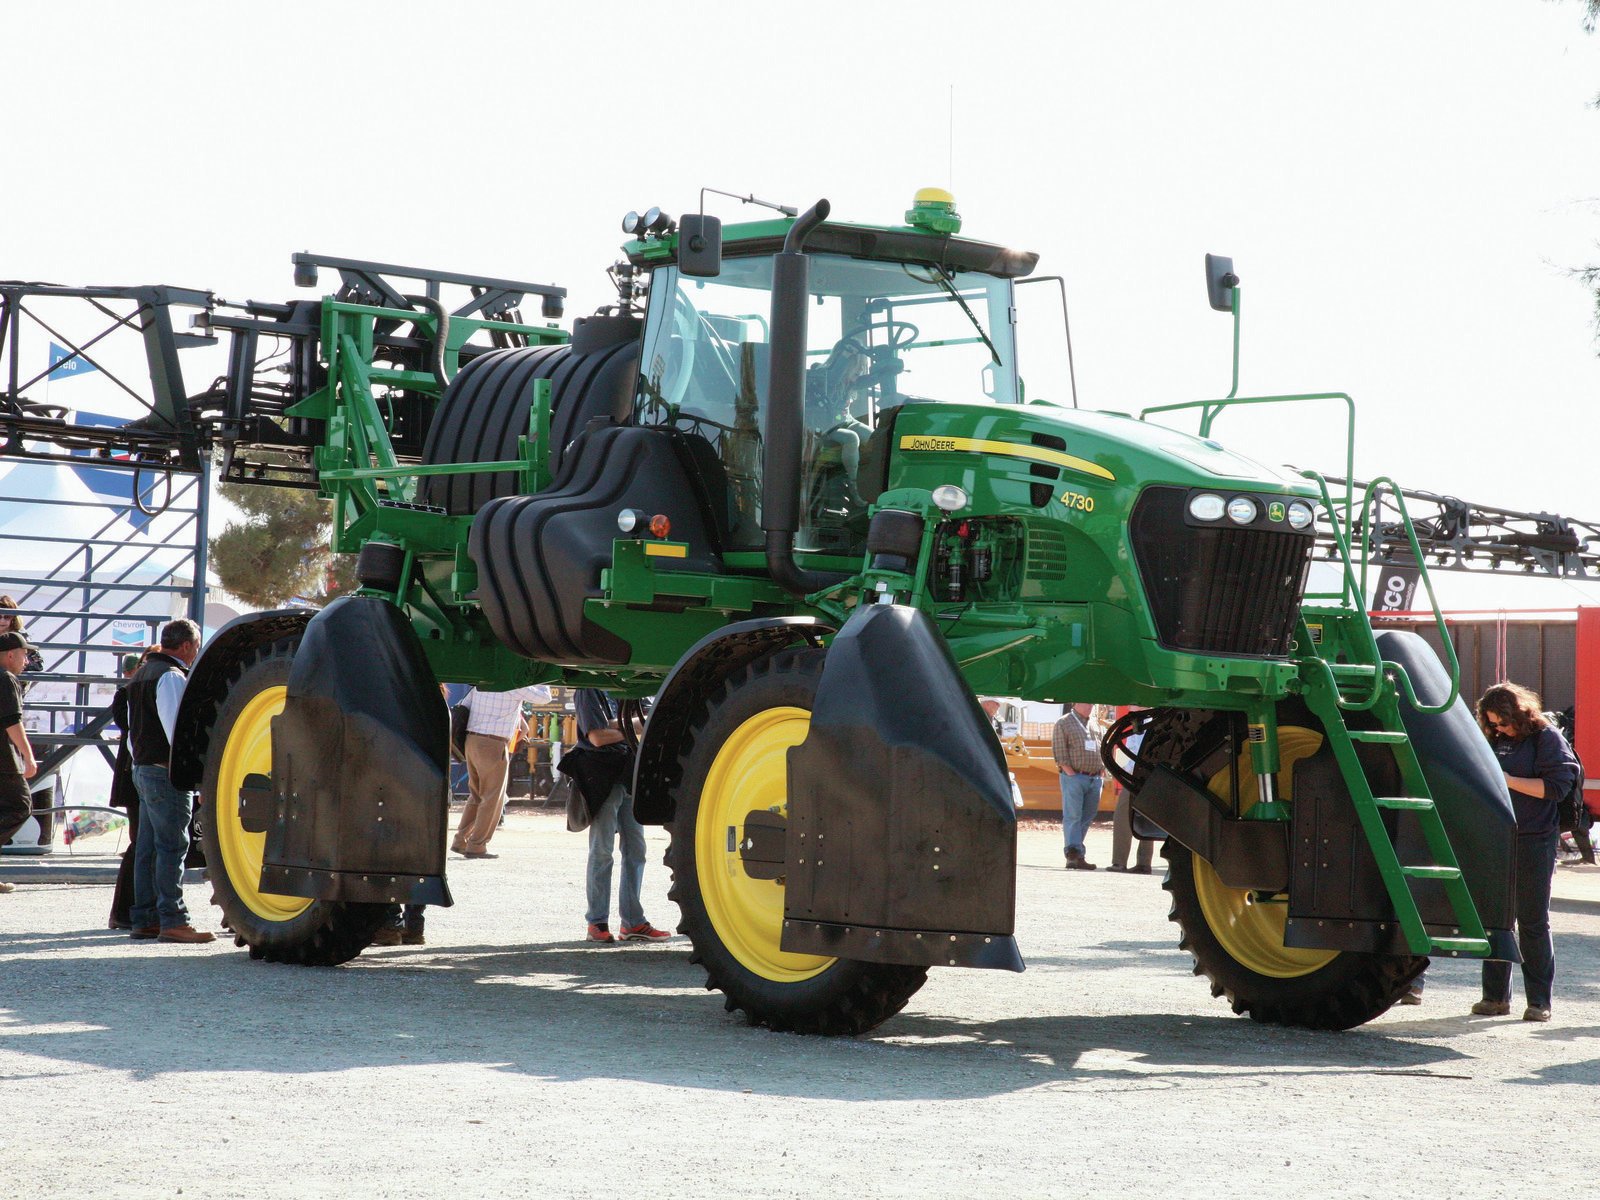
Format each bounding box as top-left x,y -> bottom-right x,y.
948,84 -> 955,191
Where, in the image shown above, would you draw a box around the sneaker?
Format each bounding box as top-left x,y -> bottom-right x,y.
1522,1006 -> 1552,1023
370,926 -> 403,947
0,881 -> 14,893
130,925 -> 160,940
586,923 -> 616,944
458,849 -> 498,860
1129,865 -> 1153,875
1470,999 -> 1511,1016
620,922 -> 672,942
1399,986 -> 1424,1006
157,924 -> 216,944
1106,864 -> 1129,873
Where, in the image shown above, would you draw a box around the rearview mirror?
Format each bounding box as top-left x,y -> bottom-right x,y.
1205,253 -> 1238,312
679,214 -> 723,278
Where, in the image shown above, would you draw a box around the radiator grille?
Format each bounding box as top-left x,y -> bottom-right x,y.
1026,525 -> 1070,581
1129,487 -> 1312,657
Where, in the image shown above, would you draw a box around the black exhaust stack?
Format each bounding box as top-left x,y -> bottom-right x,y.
764,198 -> 834,597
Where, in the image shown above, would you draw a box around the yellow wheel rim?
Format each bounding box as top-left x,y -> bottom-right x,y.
696,706 -> 834,983
214,684 -> 312,923
1191,725 -> 1338,979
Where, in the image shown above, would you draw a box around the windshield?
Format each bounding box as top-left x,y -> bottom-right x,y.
636,253 -> 1018,553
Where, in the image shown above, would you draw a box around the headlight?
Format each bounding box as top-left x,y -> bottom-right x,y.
1285,501 -> 1315,530
931,484 -> 969,513
1188,492 -> 1226,521
1226,496 -> 1258,525
617,508 -> 648,534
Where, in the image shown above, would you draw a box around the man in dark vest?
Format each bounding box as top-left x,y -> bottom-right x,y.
127,619 -> 214,943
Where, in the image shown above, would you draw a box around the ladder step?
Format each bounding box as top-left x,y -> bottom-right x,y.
1374,796 -> 1435,811
1347,730 -> 1409,744
1429,936 -> 1491,956
1329,664 -> 1378,678
1402,865 -> 1461,881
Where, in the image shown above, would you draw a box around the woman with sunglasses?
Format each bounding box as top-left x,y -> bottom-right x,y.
1472,682 -> 1578,1022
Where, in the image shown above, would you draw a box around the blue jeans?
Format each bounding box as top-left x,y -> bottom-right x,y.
1483,830 -> 1559,1010
586,783 -> 646,928
1060,773 -> 1102,857
130,764 -> 195,929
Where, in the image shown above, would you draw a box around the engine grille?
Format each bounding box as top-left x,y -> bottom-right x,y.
1129,486 -> 1312,658
1026,525 -> 1070,582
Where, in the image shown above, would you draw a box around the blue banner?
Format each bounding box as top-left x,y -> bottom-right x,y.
48,342 -> 100,381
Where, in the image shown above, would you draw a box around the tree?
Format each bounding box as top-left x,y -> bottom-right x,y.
210,481 -> 357,608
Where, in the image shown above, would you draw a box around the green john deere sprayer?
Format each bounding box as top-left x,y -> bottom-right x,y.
10,187 -> 1520,1034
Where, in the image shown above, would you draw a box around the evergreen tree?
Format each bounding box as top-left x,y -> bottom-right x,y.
209,481 -> 356,608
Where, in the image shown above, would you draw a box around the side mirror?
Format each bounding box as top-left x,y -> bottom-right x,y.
678,214 -> 723,278
1205,253 -> 1238,313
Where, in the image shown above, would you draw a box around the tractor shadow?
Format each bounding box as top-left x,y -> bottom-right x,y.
0,928 -> 1479,1101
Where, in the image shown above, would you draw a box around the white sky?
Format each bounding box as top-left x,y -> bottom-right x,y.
6,1 -> 1600,609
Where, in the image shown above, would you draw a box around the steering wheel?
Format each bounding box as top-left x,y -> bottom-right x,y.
837,318 -> 919,353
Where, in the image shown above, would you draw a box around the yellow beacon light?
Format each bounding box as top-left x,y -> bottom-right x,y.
905,187 -> 962,234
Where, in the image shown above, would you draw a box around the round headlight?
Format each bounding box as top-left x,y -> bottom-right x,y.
617,508 -> 647,534
1285,501 -> 1315,530
1188,493 -> 1226,522
931,484 -> 969,513
1226,496 -> 1258,525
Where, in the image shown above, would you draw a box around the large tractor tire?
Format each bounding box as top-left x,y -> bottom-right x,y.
1141,708 -> 1425,1030
199,640 -> 391,964
665,647 -> 928,1034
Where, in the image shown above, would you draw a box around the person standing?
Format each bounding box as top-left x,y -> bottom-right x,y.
453,684 -> 551,858
1053,701 -> 1105,870
1108,707 -> 1155,874
127,619 -> 213,944
107,652 -> 145,928
575,688 -> 669,944
1470,682 -> 1577,1023
0,631 -> 39,894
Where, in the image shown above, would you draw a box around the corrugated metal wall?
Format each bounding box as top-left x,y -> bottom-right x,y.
1378,618 -> 1577,714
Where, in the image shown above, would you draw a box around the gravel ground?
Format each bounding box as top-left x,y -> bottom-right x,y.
2,813 -> 1596,1199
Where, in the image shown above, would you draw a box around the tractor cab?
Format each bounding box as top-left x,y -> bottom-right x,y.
627,192 -> 1037,561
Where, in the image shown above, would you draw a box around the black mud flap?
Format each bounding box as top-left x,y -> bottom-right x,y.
260,596 -> 452,908
1376,630 -> 1518,960
783,603 -> 1022,971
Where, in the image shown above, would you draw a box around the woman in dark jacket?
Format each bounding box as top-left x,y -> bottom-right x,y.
1472,682 -> 1578,1022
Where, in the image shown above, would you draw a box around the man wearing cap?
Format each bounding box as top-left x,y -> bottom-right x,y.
127,619 -> 214,943
0,631 -> 39,893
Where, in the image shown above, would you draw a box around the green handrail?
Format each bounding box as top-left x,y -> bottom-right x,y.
1301,470 -> 1385,711
1139,391 -> 1357,534
1355,476 -> 1460,714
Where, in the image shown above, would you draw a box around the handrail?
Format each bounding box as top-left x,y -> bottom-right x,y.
1139,391 -> 1357,535
1301,470 -> 1384,711
1356,476 -> 1460,714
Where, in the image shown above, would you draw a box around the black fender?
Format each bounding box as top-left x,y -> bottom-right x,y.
631,616 -> 835,824
259,595 -> 452,907
1377,629 -> 1517,957
170,608 -> 313,792
782,603 -> 1023,971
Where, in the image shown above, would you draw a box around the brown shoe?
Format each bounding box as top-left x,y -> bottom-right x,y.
459,849 -> 497,859
130,925 -> 160,940
370,926 -> 403,947
1470,999 -> 1511,1016
401,927 -> 426,946
157,924 -> 216,944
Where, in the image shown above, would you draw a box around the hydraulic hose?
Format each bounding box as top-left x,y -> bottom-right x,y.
404,294 -> 451,392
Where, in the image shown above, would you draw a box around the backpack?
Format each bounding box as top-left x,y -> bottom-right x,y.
1548,709 -> 1592,834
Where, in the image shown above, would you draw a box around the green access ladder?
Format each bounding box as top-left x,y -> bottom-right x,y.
1292,473 -> 1491,959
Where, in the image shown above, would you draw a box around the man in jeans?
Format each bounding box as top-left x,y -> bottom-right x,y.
1053,702 -> 1105,870
0,631 -> 39,894
574,689 -> 670,945
127,619 -> 213,943
453,684 -> 551,858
